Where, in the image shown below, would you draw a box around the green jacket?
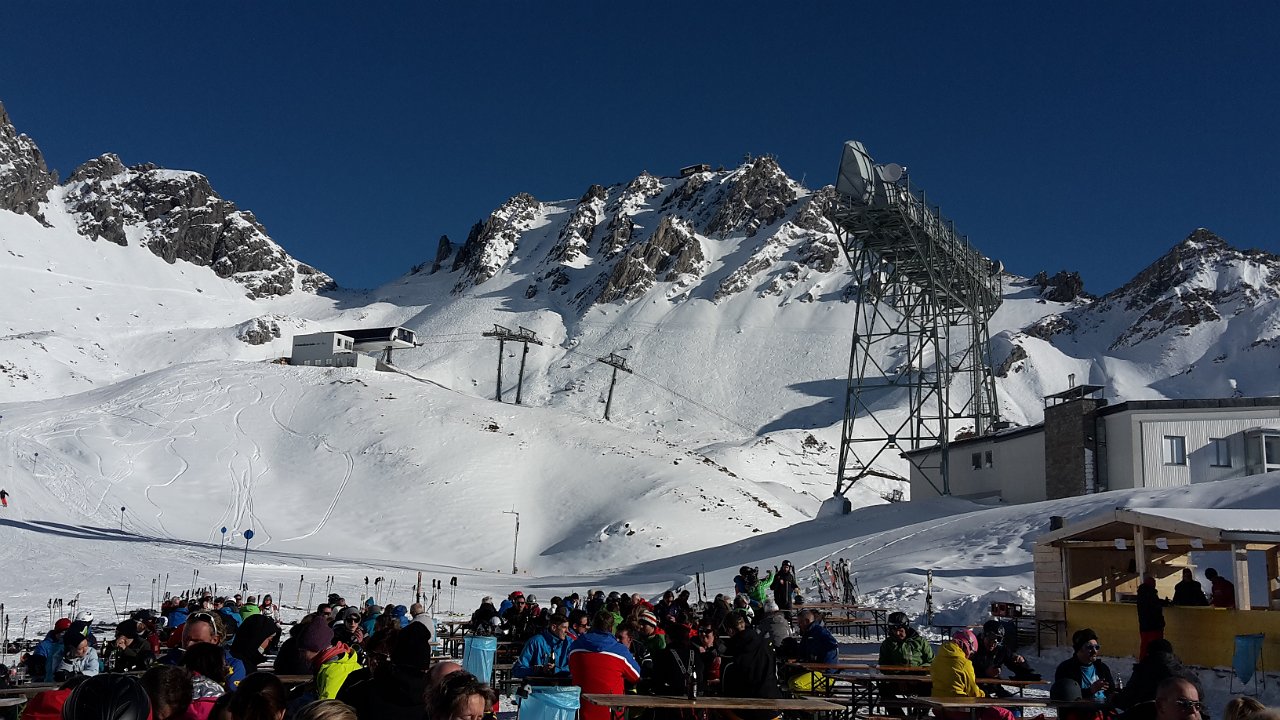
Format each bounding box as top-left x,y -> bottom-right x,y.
879,630 -> 934,666
748,570 -> 775,604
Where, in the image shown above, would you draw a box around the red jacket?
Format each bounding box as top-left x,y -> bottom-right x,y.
568,632 -> 641,720
20,689 -> 72,720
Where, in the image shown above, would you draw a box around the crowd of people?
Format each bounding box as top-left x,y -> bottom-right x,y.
4,566 -> 1278,720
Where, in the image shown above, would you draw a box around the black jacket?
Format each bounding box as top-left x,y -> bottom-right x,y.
337,662 -> 429,720
1171,580 -> 1208,606
721,628 -> 781,720
1052,656 -> 1115,702
1135,584 -> 1166,632
1113,651 -> 1186,720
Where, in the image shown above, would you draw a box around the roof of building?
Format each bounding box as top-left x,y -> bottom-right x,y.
1097,396 -> 1280,416
1037,505 -> 1280,547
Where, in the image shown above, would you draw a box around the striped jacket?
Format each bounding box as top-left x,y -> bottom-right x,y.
568,631 -> 641,720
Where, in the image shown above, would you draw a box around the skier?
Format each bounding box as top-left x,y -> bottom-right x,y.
0,488 -> 8,507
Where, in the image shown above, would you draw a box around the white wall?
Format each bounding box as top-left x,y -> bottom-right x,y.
908,430 -> 1046,504
1118,408 -> 1280,489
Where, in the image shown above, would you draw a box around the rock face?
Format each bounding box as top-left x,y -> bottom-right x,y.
0,102 -> 58,222
704,156 -> 798,237
1031,270 -> 1089,303
598,216 -> 706,304
452,192 -> 542,292
0,102 -> 334,298
63,154 -> 335,297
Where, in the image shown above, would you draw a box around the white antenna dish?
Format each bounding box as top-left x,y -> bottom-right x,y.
879,163 -> 904,183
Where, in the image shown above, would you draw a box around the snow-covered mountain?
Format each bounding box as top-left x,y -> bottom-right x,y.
2,99 -> 1278,619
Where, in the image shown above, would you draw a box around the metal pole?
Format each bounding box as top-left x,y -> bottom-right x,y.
503,510 -> 520,574
218,527 -> 228,563
119,506 -> 126,531
604,366 -> 619,420
496,339 -> 505,401
515,342 -> 529,405
238,530 -> 255,589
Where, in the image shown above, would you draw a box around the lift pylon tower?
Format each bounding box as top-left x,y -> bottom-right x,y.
826,140 -> 1003,499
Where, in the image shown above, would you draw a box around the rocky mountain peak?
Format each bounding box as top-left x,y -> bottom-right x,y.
451,192 -> 543,292
0,101 -> 58,222
705,155 -> 798,237
67,153 -> 128,184
1030,270 -> 1090,303
62,155 -> 334,297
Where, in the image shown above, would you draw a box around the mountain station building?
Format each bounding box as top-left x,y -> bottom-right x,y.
288,327 -> 417,369
905,388 -> 1280,504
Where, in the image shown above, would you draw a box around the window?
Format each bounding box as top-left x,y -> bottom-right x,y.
1267,434 -> 1280,466
1209,438 -> 1231,467
1163,435 -> 1187,466
984,450 -> 993,468
972,452 -> 982,470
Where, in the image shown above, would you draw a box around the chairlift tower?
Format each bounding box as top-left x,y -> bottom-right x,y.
826,141 -> 1003,498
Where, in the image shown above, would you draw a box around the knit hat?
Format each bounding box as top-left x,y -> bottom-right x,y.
298,618 -> 334,652
64,621 -> 92,648
391,620 -> 434,670
638,610 -> 658,627
55,618 -> 72,632
1071,628 -> 1099,651
951,629 -> 978,655
115,619 -> 139,640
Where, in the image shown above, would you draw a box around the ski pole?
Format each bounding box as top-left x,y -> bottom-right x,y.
108,586 -> 119,619
123,583 -> 131,612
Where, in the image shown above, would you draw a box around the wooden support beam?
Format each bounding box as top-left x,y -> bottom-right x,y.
1232,543 -> 1251,609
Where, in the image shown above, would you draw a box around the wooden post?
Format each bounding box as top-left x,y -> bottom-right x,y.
1267,546 -> 1280,610
1232,543 -> 1251,609
1133,526 -> 1147,579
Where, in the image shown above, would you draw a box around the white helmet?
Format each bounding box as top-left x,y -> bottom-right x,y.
75,610 -> 94,623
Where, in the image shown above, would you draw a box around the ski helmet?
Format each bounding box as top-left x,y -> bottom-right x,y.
75,610 -> 94,623
887,611 -> 909,629
982,619 -> 1005,639
952,629 -> 978,655
61,673 -> 152,720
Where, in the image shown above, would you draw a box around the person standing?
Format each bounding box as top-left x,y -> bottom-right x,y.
771,561 -> 798,617
1204,568 -> 1237,608
569,611 -> 641,720
1136,575 -> 1167,660
1171,569 -> 1208,606
0,488 -> 8,507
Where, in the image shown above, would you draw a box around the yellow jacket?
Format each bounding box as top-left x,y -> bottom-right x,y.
930,640 -> 984,698
316,650 -> 362,699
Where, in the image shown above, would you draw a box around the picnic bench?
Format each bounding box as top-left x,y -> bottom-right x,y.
584,692 -> 845,715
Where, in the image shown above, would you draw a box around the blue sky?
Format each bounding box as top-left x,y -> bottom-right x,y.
2,3 -> 1276,292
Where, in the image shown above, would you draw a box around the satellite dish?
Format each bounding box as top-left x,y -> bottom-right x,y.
244,529 -> 255,540
880,163 -> 904,183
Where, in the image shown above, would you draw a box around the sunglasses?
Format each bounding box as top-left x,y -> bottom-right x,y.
1084,643 -> 1101,653
1172,700 -> 1204,713
346,617 -> 359,623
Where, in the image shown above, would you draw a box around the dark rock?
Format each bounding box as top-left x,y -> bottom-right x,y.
451,192 -> 541,291
597,216 -> 705,303
705,156 -> 797,237
994,343 -> 1029,377
0,101 -> 58,222
1031,270 -> 1089,303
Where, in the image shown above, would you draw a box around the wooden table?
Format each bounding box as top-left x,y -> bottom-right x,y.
0,697 -> 26,708
583,693 -> 844,713
915,696 -> 1100,719
0,684 -> 59,697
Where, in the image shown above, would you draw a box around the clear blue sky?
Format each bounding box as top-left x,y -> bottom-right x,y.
3,3 -> 1277,293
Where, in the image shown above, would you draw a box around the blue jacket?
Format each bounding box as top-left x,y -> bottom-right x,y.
45,644 -> 101,682
218,606 -> 243,630
513,629 -> 571,678
801,622 -> 840,664
391,606 -> 409,628
170,606 -> 190,628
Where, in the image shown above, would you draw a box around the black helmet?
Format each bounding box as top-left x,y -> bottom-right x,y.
887,611 -> 909,629
62,673 -> 152,720
982,619 -> 1005,638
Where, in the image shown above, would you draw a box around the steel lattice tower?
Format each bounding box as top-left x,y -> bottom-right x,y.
826,141 -> 1003,498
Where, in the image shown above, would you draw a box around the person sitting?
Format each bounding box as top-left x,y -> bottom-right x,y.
1052,628 -> 1115,720
228,613 -> 280,672
512,612 -> 572,679
182,642 -> 227,719
930,629 -> 1015,720
1153,677 -> 1204,720
28,618 -> 70,679
160,611 -> 247,690
569,611 -> 641,720
426,671 -> 497,720
719,611 -> 783,720
1113,639 -> 1194,720
758,600 -> 792,649
796,609 -> 839,664
1171,569 -> 1208,606
59,674 -> 153,720
337,621 -> 432,720
971,619 -> 1039,698
140,665 -> 194,720
109,619 -> 156,673
46,621 -> 100,683
879,611 -> 934,716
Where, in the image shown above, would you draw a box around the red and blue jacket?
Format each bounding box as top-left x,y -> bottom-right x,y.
568,631 -> 641,720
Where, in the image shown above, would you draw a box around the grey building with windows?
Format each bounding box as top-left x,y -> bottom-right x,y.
905,389 -> 1280,503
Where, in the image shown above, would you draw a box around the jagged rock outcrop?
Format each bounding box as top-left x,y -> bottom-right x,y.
1101,229 -> 1276,349
63,154 -> 334,297
451,192 -> 541,292
0,102 -> 57,222
597,216 -> 706,303
994,343 -> 1029,377
549,185 -> 606,264
705,156 -> 798,237
1023,314 -> 1078,340
235,316 -> 283,345
1031,270 -> 1089,303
